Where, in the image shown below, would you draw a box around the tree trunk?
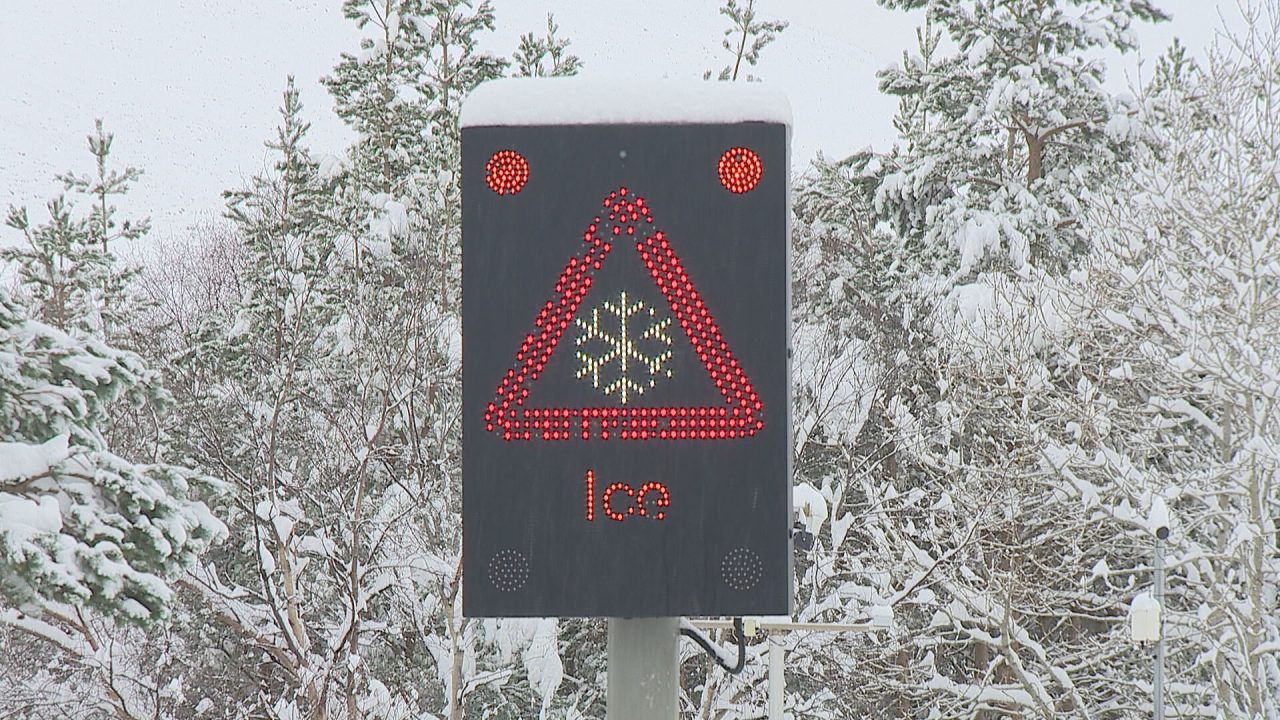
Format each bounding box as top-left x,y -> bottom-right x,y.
973,641 -> 990,719
1026,133 -> 1043,184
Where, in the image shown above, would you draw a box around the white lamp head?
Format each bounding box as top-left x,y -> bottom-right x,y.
1129,591 -> 1162,643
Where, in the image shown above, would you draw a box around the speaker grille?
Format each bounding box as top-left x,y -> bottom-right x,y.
487,549 -> 530,592
721,547 -> 763,591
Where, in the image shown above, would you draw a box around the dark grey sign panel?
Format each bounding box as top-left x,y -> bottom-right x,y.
462,122 -> 790,617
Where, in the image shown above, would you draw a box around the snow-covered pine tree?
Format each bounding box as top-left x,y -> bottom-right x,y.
705,0 -> 788,81
0,286 -> 225,624
774,2 -> 1280,718
873,0 -> 1168,276
326,6 -> 599,718
324,4 -> 501,717
375,7 -> 592,717
321,0 -> 508,312
325,0 -> 429,195
0,286 -> 227,719
0,121 -> 228,720
512,14 -> 582,77
4,200 -> 100,330
683,7 -> 803,719
2,120 -> 148,337
764,10 -> 950,720
859,18 -> 1280,707
58,119 -> 152,256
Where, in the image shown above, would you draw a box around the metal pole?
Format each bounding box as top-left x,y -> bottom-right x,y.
689,619 -> 886,633
1154,532 -> 1166,720
767,637 -> 784,720
607,618 -> 678,720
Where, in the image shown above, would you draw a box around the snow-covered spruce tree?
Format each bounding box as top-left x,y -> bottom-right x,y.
872,0 -> 1167,276
3,120 -> 148,338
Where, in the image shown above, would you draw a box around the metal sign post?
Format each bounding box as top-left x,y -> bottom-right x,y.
607,618 -> 679,719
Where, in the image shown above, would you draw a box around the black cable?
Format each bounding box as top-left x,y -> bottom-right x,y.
680,617 -> 746,674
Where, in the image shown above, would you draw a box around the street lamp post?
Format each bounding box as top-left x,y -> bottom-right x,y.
1152,524 -> 1168,720
1130,498 -> 1171,720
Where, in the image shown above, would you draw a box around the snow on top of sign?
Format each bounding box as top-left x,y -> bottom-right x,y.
461,78 -> 792,128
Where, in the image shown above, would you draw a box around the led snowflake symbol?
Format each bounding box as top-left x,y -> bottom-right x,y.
575,290 -> 674,404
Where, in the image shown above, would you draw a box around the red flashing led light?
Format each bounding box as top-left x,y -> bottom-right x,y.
484,187 -> 764,442
717,147 -> 763,194
486,150 -> 530,195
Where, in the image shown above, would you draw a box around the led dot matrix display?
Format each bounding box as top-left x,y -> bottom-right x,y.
463,118 -> 790,618
481,188 -> 765,444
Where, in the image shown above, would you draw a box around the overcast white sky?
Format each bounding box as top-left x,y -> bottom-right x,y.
0,1 -> 1242,240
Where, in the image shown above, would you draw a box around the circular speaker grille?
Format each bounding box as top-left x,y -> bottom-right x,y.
721,547 -> 763,591
487,549 -> 530,592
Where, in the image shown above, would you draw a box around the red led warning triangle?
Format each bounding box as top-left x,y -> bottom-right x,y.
485,187 -> 764,442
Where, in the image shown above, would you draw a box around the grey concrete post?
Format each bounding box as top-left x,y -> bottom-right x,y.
607,618 -> 679,719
